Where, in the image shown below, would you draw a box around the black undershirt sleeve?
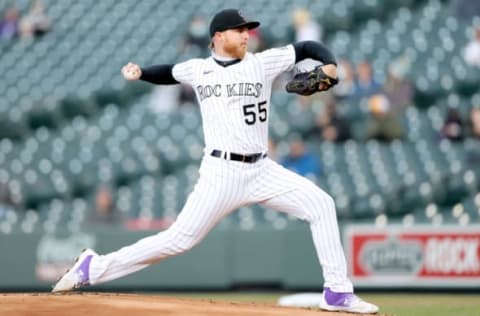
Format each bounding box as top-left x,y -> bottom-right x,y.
139,64 -> 179,85
293,41 -> 337,65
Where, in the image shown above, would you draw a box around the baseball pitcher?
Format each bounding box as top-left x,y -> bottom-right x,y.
53,9 -> 378,314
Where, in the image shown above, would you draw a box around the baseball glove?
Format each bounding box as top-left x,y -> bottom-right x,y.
286,66 -> 338,96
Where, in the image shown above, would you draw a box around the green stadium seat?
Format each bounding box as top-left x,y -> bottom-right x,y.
1,0 -> 478,231
60,94 -> 98,119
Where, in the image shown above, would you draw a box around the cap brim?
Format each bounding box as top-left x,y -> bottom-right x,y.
231,21 -> 260,30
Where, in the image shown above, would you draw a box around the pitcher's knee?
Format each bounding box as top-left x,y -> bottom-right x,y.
322,192 -> 336,212
162,228 -> 201,255
306,189 -> 337,222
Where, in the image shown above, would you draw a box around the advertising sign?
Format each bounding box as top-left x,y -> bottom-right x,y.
345,225 -> 480,288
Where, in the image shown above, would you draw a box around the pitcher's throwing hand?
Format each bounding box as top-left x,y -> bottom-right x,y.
121,62 -> 142,81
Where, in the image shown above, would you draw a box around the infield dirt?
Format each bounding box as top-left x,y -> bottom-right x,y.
0,292 -> 372,316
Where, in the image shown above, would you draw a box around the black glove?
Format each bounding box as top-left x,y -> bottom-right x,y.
286,65 -> 339,96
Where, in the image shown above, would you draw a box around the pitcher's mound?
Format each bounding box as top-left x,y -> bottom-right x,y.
0,292 -> 358,316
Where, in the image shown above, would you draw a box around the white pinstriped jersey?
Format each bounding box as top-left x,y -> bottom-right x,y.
84,45 -> 355,296
172,45 -> 296,154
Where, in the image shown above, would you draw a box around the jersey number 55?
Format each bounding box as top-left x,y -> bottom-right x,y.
242,101 -> 267,125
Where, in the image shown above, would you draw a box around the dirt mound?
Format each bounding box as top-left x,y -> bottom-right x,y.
0,292 -> 357,316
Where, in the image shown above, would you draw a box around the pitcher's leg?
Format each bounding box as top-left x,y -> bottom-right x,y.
89,175 -> 242,285
257,160 -> 352,292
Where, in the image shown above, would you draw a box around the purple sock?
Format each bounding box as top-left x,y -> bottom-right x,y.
324,287 -> 354,306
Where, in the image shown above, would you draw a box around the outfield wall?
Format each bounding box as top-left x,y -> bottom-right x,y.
0,224 -> 324,291
1,224 -> 479,291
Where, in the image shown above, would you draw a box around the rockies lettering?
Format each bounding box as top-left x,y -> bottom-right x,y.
196,84 -> 222,100
196,82 -> 263,101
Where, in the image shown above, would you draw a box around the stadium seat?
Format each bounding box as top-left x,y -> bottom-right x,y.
1,0 -> 478,233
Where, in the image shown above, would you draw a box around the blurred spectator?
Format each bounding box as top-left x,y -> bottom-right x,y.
440,107 -> 465,142
366,94 -> 404,141
466,107 -> 480,163
384,57 -> 414,109
19,0 -> 51,39
178,84 -> 196,106
0,7 -> 20,40
181,15 -> 209,56
467,106 -> 480,139
310,102 -> 351,142
148,86 -> 179,113
463,26 -> 480,67
0,181 -> 13,205
281,135 -> 322,181
0,181 -> 17,218
87,184 -> 123,225
351,61 -> 382,101
364,57 -> 413,142
274,9 -> 321,91
288,8 -> 322,43
268,137 -> 279,161
456,0 -> 480,21
333,59 -> 355,101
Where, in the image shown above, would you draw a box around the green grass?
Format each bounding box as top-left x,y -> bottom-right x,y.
361,293 -> 480,316
161,292 -> 480,316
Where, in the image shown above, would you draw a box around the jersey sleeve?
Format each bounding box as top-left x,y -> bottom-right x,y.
256,44 -> 296,82
171,59 -> 202,85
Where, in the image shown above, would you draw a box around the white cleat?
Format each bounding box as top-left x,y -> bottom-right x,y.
318,288 -> 379,314
52,248 -> 97,293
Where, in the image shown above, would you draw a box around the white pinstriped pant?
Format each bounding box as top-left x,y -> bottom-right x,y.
89,154 -> 354,292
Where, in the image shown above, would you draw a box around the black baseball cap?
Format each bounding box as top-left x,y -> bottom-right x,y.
209,9 -> 260,37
